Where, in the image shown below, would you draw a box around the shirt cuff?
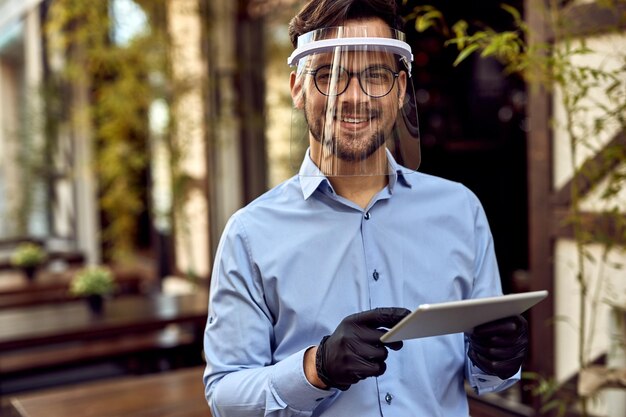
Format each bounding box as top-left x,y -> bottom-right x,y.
269,346 -> 337,412
467,362 -> 521,395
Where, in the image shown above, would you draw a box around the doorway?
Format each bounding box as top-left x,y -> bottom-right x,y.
405,0 -> 529,294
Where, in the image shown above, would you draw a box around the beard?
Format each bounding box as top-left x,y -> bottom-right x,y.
303,96 -> 388,162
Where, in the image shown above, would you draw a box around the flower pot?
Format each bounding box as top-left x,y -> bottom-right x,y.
21,266 -> 38,282
86,294 -> 105,315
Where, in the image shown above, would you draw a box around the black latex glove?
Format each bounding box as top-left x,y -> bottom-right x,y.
468,315 -> 529,380
315,307 -> 410,390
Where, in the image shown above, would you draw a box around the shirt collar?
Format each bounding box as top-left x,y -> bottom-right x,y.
298,148 -> 413,200
299,152 -> 328,200
387,149 -> 413,191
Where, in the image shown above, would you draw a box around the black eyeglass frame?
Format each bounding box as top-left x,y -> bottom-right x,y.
304,65 -> 401,98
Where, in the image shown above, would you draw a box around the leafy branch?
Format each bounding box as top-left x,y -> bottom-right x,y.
406,2 -> 626,415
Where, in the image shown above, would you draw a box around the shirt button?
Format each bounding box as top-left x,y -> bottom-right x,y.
385,393 -> 393,404
364,212 -> 371,220
373,270 -> 379,281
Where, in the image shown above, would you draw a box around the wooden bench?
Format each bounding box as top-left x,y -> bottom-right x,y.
0,326 -> 203,396
0,326 -> 197,375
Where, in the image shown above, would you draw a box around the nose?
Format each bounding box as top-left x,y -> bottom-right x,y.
341,73 -> 365,103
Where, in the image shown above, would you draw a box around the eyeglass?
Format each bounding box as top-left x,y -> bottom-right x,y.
305,65 -> 400,98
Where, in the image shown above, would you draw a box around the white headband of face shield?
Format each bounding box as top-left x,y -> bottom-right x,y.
287,36 -> 414,73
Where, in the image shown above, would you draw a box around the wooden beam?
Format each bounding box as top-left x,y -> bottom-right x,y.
237,0 -> 268,203
552,130 -> 626,207
549,1 -> 626,40
553,208 -> 626,245
525,0 -> 556,410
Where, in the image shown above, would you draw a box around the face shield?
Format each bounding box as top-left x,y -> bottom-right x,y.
288,23 -> 420,177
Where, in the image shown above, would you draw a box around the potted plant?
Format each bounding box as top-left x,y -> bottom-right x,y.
10,243 -> 46,282
70,266 -> 116,314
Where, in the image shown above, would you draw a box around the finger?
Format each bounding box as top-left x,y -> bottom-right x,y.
358,328 -> 406,352
473,318 -> 518,335
469,350 -> 523,379
352,356 -> 387,379
355,327 -> 392,345
469,349 -> 507,373
473,315 -> 527,336
348,340 -> 389,362
471,333 -> 526,347
470,343 -> 526,360
384,340 -> 403,351
354,307 -> 411,329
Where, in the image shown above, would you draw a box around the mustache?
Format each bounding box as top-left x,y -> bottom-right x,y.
330,104 -> 380,119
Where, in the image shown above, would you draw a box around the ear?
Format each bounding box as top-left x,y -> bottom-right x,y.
397,71 -> 408,109
290,71 -> 304,109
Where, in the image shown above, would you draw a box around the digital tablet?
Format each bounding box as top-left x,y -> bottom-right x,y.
380,290 -> 548,343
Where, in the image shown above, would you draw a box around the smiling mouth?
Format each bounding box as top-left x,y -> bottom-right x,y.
340,116 -> 369,124
333,115 -> 374,137
336,112 -> 376,127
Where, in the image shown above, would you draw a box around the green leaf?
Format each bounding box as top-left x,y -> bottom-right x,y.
451,20 -> 468,40
481,39 -> 502,58
605,79 -> 621,95
453,44 -> 480,66
415,17 -> 434,33
415,10 -> 443,33
501,3 -> 521,22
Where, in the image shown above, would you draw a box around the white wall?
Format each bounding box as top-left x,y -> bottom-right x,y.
552,29 -> 626,417
553,33 -> 626,190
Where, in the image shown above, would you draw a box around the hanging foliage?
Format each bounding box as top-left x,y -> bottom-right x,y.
44,0 -> 170,261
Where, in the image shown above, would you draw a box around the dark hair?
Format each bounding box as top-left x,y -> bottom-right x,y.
288,0 -> 404,47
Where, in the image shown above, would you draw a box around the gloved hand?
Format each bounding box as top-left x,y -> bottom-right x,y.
315,307 -> 410,390
468,315 -> 528,380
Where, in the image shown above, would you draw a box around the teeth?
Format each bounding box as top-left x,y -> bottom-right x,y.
341,117 -> 367,123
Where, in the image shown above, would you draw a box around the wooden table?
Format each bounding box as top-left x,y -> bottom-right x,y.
0,292 -> 209,352
10,366 -> 211,417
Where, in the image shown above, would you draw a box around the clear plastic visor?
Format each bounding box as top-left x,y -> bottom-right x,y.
289,25 -> 420,177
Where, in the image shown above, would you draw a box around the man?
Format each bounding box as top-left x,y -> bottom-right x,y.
203,1 -> 528,416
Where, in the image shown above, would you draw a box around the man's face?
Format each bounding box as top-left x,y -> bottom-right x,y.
293,18 -> 407,166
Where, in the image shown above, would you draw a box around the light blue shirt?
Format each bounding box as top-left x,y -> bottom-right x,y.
203,152 -> 520,417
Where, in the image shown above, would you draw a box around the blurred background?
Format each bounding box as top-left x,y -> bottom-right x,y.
0,1 -> 625,416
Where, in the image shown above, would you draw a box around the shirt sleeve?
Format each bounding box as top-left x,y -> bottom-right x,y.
463,188 -> 522,394
203,215 -> 336,417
